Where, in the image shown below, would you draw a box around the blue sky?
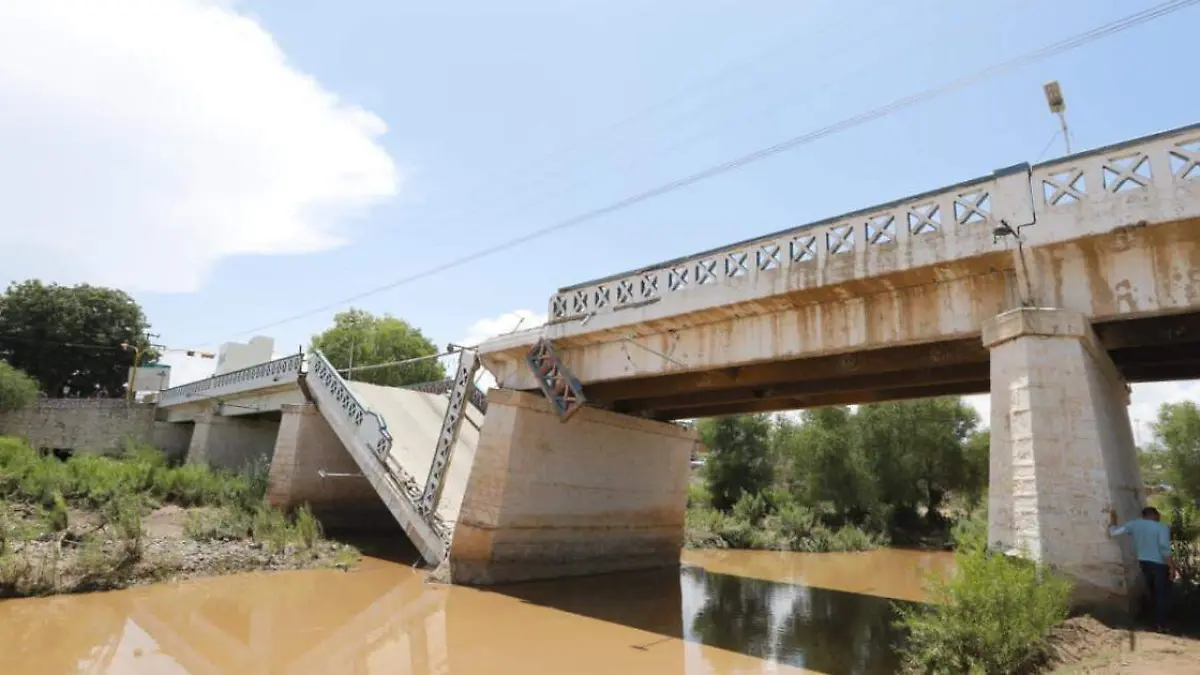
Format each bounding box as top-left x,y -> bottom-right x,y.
2,0 -> 1198,431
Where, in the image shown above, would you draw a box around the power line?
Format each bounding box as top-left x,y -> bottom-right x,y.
414,0 -> 941,229
210,0 -> 1198,344
0,334 -> 126,351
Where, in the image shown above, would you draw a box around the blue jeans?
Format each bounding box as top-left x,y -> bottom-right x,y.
1139,560 -> 1171,627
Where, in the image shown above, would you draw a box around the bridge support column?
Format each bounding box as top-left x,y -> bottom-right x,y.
983,307 -> 1143,610
186,408 -> 279,471
266,404 -> 393,531
440,389 -> 697,585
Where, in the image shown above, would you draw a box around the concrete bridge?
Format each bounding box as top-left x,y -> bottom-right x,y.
157,121 -> 1200,608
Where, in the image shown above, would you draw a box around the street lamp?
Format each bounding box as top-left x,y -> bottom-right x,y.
123,343 -> 214,401
1043,80 -> 1071,155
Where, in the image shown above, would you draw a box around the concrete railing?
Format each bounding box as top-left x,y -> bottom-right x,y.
546,121 -> 1200,326
403,378 -> 489,413
1029,123 -> 1200,243
157,353 -> 304,407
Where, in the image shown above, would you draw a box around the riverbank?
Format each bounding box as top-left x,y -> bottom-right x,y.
1,436 -> 360,598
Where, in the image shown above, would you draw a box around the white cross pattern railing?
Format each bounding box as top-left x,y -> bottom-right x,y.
157,353 -> 304,406
547,122 -> 1200,324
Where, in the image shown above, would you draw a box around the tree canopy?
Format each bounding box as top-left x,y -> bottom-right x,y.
0,360 -> 39,413
698,415 -> 775,511
0,281 -> 156,398
310,309 -> 445,387
1151,401 -> 1200,503
699,397 -> 986,528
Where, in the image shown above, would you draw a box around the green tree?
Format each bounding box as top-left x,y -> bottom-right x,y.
1151,401 -> 1200,503
698,415 -> 774,512
781,406 -> 876,520
0,281 -> 156,398
0,360 -> 39,413
962,429 -> 990,510
854,397 -> 979,518
310,309 -> 444,386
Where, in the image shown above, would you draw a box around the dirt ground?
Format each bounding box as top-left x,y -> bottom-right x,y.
1049,616 -> 1200,674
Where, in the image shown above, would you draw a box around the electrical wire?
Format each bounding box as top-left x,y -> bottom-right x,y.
0,334 -> 125,351
208,0 -> 1199,344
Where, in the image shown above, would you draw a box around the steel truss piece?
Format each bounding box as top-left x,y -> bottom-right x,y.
418,349 -> 480,516
525,338 -> 587,421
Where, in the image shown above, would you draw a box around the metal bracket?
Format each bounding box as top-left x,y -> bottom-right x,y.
317,469 -> 365,479
525,338 -> 586,421
418,350 -> 479,516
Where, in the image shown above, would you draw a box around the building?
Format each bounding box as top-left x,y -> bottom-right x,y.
215,336 -> 275,375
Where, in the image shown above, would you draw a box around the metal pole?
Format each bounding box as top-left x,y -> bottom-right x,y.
1056,111 -> 1071,155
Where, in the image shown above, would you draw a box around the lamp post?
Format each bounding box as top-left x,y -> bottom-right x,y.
1043,80 -> 1071,155
123,343 -> 214,401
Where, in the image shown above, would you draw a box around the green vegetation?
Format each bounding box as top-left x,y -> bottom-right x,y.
310,308 -> 444,386
0,436 -> 345,598
687,397 -> 987,552
895,515 -> 1073,674
0,360 -> 39,414
0,280 -> 157,398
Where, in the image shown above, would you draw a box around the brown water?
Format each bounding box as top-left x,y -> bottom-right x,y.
0,547 -> 952,674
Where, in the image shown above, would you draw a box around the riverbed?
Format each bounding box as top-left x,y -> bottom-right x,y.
0,547 -> 953,674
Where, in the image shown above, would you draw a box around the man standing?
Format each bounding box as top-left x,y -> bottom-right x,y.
1109,506 -> 1175,630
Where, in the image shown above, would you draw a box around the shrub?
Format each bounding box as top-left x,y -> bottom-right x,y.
0,361 -> 38,414
732,492 -> 770,525
46,491 -> 68,532
294,504 -> 322,549
251,505 -> 294,552
183,507 -> 251,542
687,482 -> 711,508
896,546 -> 1072,674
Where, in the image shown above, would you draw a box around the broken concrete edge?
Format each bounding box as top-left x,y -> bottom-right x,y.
298,372 -> 447,566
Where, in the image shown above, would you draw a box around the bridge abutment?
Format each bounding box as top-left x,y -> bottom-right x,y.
186,408 -> 279,472
983,307 -> 1143,611
266,403 -> 394,531
440,389 -> 696,585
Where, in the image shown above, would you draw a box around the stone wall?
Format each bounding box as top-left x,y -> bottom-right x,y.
0,399 -> 191,457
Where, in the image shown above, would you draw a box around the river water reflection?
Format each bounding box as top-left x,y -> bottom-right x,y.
0,547 -> 952,674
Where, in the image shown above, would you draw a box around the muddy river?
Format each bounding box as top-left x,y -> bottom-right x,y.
0,547 -> 952,674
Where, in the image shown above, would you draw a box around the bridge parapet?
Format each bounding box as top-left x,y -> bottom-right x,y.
543,122 -> 1200,340
1028,123 -> 1200,244
158,353 -> 304,407
548,165 -> 1033,334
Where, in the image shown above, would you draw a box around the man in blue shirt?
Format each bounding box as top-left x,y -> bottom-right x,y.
1109,506 -> 1176,629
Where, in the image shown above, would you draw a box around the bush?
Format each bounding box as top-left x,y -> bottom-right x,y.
183,507 -> 251,542
896,546 -> 1072,674
294,504 -> 322,549
0,361 -> 38,414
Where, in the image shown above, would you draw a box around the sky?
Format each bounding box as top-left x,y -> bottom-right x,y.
1,0 -> 1198,438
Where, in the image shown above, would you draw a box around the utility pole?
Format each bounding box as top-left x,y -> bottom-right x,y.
1043,80 -> 1072,155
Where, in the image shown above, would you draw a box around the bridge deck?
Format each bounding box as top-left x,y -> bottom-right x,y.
346,381 -> 483,529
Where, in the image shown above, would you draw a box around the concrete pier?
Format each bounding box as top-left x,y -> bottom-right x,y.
442,389 -> 697,585
984,308 -> 1143,609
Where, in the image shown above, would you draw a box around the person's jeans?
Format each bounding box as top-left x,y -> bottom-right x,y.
1139,560 -> 1171,627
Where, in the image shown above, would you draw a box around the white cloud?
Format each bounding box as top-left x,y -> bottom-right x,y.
460,309 -> 547,391
0,0 -> 398,293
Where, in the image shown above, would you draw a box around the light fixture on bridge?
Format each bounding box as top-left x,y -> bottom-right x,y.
992,220 -> 1019,242
1043,80 -> 1072,155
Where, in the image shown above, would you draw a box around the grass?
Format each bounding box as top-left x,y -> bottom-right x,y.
894,515 -> 1074,674
0,435 -> 340,597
